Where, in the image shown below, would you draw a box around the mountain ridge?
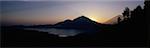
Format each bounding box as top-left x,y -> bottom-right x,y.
54,16 -> 102,30
104,15 -> 123,24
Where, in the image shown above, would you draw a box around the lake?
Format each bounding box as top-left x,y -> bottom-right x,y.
25,28 -> 83,37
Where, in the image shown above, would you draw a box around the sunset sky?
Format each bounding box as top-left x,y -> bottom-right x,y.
1,0 -> 144,25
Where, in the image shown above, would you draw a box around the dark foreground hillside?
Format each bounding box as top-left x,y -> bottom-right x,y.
1,26 -> 147,47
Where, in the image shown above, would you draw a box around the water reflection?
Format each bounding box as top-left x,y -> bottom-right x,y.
25,28 -> 82,37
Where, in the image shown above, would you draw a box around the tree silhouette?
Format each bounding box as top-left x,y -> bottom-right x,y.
117,17 -> 121,23
130,5 -> 144,24
144,1 -> 149,24
122,7 -> 130,20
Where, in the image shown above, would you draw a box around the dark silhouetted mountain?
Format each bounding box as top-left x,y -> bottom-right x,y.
54,16 -> 102,30
73,16 -> 94,23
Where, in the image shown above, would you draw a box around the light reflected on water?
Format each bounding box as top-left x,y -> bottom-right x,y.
25,28 -> 82,37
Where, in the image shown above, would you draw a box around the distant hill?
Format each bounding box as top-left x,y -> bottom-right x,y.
104,15 -> 123,24
54,16 -> 102,30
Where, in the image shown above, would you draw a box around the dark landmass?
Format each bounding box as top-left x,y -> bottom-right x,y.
1,14 -> 148,47
1,22 -> 147,47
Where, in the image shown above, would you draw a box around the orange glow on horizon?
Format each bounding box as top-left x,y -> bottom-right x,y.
88,16 -> 108,23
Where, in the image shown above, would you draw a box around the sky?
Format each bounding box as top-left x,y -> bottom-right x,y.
1,0 -> 144,25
